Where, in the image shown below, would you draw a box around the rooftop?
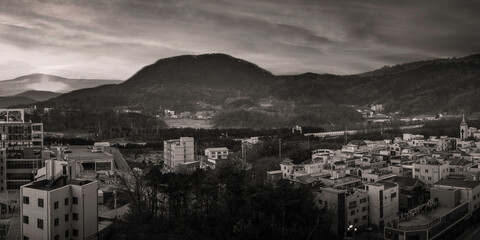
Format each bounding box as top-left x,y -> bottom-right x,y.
434,178 -> 480,189
388,176 -> 422,188
60,145 -> 113,162
24,177 -> 94,191
205,147 -> 228,152
367,181 -> 397,189
446,158 -> 471,166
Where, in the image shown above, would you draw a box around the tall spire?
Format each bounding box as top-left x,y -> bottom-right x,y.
462,113 -> 466,123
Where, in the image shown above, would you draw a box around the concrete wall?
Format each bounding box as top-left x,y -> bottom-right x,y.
430,187 -> 460,208
21,187 -> 49,240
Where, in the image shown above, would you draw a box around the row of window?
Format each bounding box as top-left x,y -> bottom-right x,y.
348,215 -> 368,225
23,212 -> 78,226
350,207 -> 368,215
23,196 -> 78,207
23,229 -> 78,240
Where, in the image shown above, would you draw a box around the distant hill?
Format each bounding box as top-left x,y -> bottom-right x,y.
0,74 -> 123,96
38,54 -> 276,111
29,53 -> 480,127
0,96 -> 36,108
15,90 -> 61,101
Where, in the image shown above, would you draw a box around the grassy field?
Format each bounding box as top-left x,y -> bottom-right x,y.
164,118 -> 213,129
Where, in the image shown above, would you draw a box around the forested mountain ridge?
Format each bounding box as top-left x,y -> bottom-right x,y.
28,53 -> 480,124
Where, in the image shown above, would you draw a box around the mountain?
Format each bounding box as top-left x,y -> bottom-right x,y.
15,90 -> 61,101
0,96 -> 36,108
34,53 -> 480,121
39,54 -> 277,110
0,74 -> 123,96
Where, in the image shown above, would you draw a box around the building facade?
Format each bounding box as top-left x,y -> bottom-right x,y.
164,137 -> 196,172
0,109 -> 46,190
365,182 -> 399,227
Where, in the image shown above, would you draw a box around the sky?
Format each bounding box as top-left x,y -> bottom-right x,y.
1,0 -> 480,80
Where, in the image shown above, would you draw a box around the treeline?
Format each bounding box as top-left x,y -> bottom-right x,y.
112,163 -> 331,240
212,104 -> 363,129
25,109 -> 167,139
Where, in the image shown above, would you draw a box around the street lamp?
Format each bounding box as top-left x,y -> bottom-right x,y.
346,225 -> 357,239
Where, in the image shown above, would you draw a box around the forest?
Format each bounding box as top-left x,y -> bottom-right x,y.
111,161 -> 332,240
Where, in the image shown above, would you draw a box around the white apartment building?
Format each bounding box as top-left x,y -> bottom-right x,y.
205,147 -> 228,161
20,178 -> 98,240
412,157 -> 450,186
365,182 -> 399,227
163,137 -> 196,172
20,158 -> 98,240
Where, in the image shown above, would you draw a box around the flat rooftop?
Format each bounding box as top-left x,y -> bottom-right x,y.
397,207 -> 451,229
61,145 -> 113,162
24,177 -> 94,191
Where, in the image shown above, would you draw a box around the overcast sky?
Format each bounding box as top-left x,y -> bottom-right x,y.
1,0 -> 479,80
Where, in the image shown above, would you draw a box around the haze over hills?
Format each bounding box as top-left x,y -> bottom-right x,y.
23,53 -> 480,127
0,73 -> 123,96
15,90 -> 61,102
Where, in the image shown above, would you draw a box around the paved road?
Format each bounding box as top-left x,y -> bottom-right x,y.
456,223 -> 480,240
6,207 -> 20,240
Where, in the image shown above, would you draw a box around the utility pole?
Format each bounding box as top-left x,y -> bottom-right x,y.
278,139 -> 282,158
307,135 -> 311,149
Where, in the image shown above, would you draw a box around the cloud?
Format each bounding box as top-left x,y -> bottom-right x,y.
25,77 -> 70,92
0,0 -> 479,80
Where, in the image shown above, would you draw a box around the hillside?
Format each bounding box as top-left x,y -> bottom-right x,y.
0,74 -> 123,96
15,90 -> 61,101
29,53 -> 480,127
0,96 -> 36,108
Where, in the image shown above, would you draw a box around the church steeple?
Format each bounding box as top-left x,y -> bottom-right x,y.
460,114 -> 468,140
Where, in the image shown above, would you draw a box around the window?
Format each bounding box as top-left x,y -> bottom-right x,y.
73,229 -> 79,237
65,214 -> 69,222
23,237 -> 29,240
65,198 -> 69,206
37,219 -> 43,229
354,218 -> 358,223
38,198 -> 44,208
425,169 -> 429,173
65,230 -> 69,238
362,215 -> 367,220
54,235 -> 59,240
362,207 -> 367,212
391,192 -> 397,198
73,213 -> 78,220
23,196 -> 29,205
23,215 -> 29,224
415,168 -> 420,172
428,177 -> 432,181
360,198 -> 367,203
350,210 -> 355,215
54,201 -> 59,209
73,197 -> 78,204
349,201 -> 357,209
54,218 -> 59,226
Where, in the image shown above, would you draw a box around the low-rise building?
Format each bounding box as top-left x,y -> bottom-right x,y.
365,181 -> 399,227
412,157 -> 450,186
316,187 -> 368,237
